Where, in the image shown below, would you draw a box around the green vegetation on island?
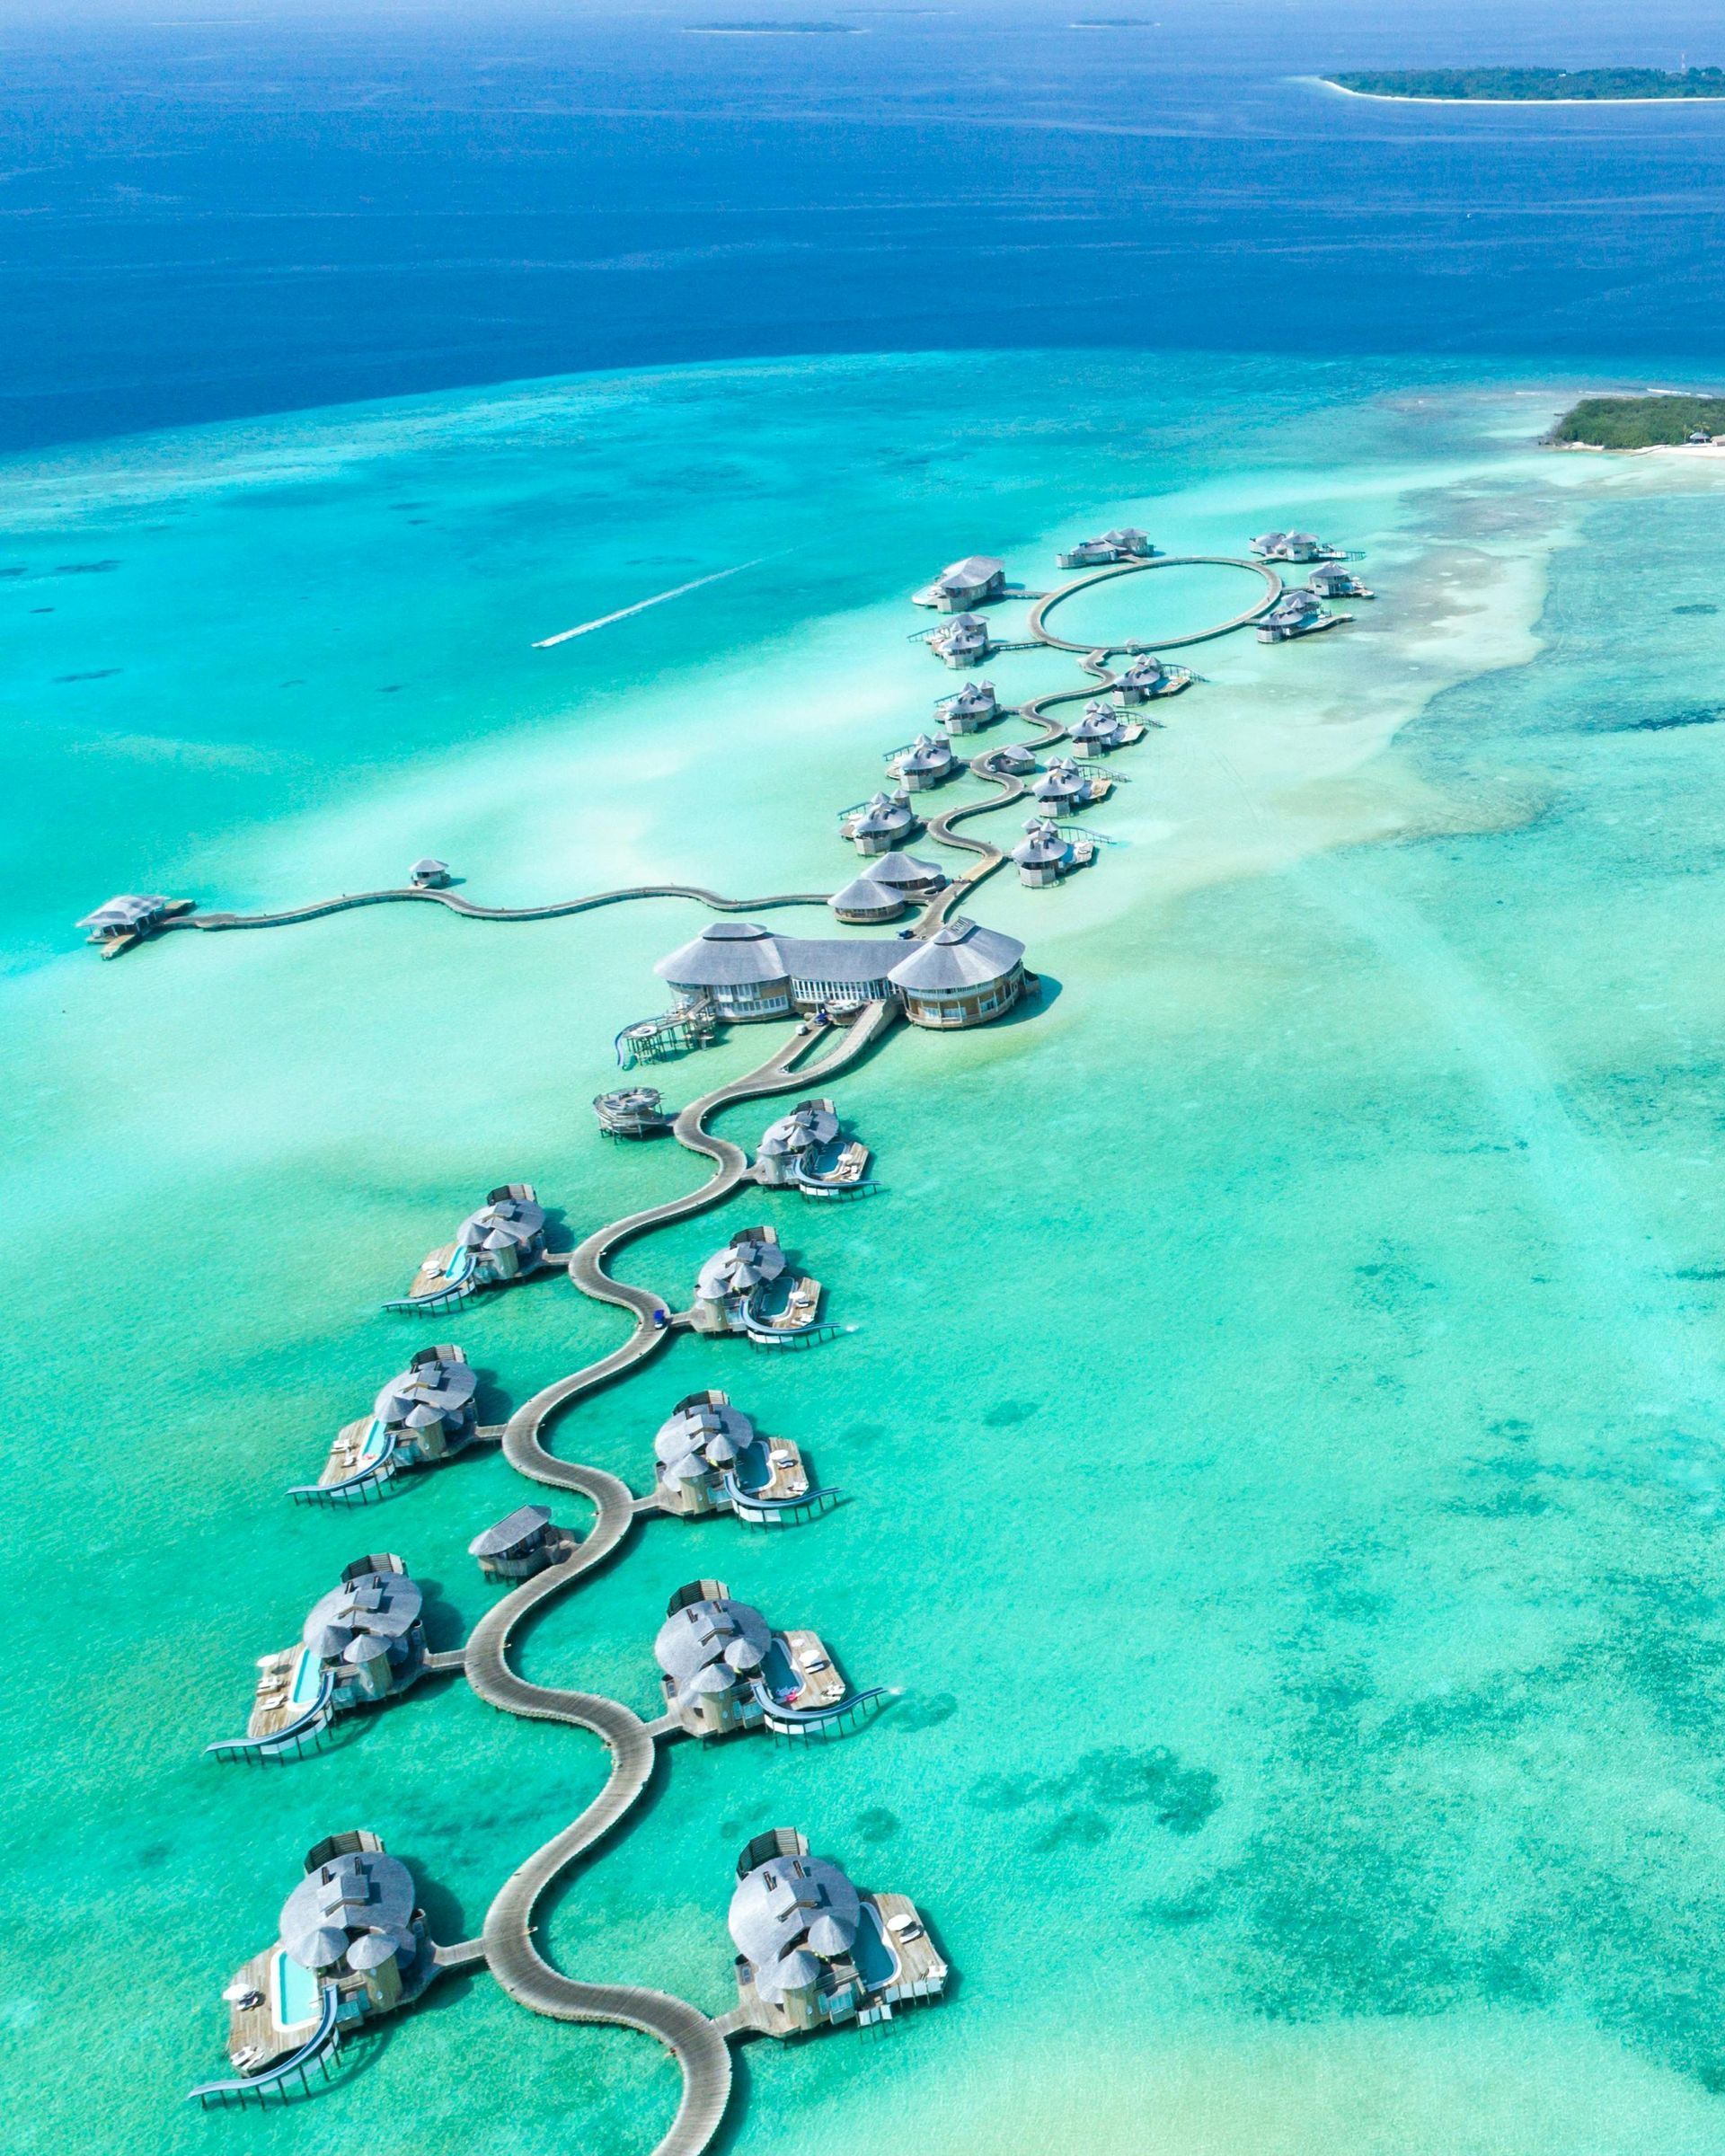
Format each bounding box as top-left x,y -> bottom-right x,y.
1552,395 -> 1725,449
1329,66 -> 1725,102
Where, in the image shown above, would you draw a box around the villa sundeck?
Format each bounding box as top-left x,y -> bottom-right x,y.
725,1829 -> 948,2037
391,1184 -> 548,1312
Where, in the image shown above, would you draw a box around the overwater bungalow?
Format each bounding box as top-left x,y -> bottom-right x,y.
886,916 -> 1028,1028
1113,653 -> 1176,703
407,858 -> 451,888
1306,561 -> 1373,599
1012,817 -> 1094,888
656,1579 -> 854,1738
213,1555 -> 428,1763
208,1832 -> 439,2086
691,1224 -> 823,1339
1031,755 -> 1109,810
886,732 -> 957,791
1251,530 -> 1346,563
1056,527 -> 1154,569
593,1084 -> 675,1138
1256,590 -> 1339,643
934,678 -> 1001,734
76,891 -> 191,955
394,1184 -> 547,1310
301,1344 -> 482,1499
469,1503 -> 571,1582
911,554 -> 1006,612
652,1389 -> 814,1518
1068,701 -> 1145,751
928,613 -> 992,667
727,1828 -> 947,2036
756,1097 -> 871,1196
842,789 -> 918,855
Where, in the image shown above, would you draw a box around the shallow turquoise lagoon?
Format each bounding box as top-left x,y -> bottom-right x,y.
8,353 -> 1725,2156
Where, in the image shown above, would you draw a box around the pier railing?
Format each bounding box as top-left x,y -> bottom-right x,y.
187,1985 -> 343,2107
745,1320 -> 840,1352
204,1672 -> 337,1765
748,1679 -> 888,1740
287,1431 -> 401,1507
720,1471 -> 842,1528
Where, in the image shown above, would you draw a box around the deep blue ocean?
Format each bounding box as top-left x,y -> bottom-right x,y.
6,0 -> 1725,451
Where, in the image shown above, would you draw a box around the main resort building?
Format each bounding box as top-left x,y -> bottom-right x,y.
656,918 -> 1028,1030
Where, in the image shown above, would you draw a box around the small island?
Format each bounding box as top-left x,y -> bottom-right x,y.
1327,66 -> 1725,102
1551,395 -> 1725,450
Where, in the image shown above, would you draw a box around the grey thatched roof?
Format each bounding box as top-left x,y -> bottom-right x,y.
469,1504 -> 552,1559
729,1847 -> 862,1970
888,917 -> 1025,993
654,920 -> 786,988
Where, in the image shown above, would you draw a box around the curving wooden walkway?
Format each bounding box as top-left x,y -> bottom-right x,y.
1025,552 -> 1281,653
160,881 -> 828,937
459,998 -> 898,2156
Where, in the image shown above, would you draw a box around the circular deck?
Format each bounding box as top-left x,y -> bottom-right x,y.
1027,553 -> 1282,653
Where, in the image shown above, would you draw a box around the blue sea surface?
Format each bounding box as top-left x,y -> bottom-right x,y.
12,9 -> 1725,2156
4,0 -> 1725,448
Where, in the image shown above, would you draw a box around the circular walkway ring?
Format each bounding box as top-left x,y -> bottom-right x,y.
1027,553 -> 1284,654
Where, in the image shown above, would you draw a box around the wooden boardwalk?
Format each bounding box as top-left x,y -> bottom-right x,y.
156,881 -> 829,939
456,1000 -> 898,2156
1026,552 -> 1281,651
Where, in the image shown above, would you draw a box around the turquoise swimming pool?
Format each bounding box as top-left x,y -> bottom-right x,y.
760,1639 -> 799,1704
287,1648 -> 324,1710
852,1905 -> 898,1992
272,1947 -> 320,2032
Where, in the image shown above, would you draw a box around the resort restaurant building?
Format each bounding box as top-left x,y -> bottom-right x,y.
656,916 -> 1027,1029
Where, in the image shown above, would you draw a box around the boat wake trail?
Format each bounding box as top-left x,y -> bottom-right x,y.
532,559 -> 769,648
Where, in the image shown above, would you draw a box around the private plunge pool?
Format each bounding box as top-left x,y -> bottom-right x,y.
272,1947 -> 322,2033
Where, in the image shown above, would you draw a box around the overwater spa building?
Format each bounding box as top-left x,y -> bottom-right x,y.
655,915 -> 1028,1029
727,1828 -> 947,2035
827,852 -> 944,923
